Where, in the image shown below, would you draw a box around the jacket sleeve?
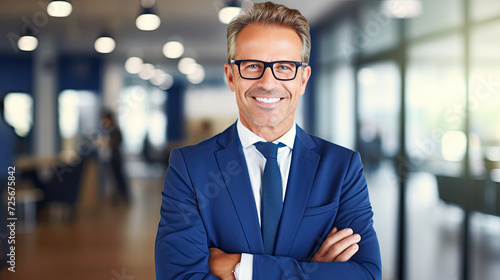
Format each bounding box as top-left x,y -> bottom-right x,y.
252,152 -> 381,279
155,148 -> 220,280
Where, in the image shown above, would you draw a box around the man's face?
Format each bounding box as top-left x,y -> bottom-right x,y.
224,24 -> 311,130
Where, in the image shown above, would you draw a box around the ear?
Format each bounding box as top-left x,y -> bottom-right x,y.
299,66 -> 311,96
224,63 -> 236,92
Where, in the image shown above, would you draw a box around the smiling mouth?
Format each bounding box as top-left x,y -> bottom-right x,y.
253,97 -> 283,104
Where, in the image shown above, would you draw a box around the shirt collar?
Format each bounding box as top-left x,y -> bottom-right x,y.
237,119 -> 296,150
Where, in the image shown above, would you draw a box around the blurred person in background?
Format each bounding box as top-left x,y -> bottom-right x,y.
155,2 -> 381,279
0,93 -> 16,268
99,111 -> 130,204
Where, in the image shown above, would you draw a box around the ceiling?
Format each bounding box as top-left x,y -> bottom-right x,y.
0,0 -> 342,76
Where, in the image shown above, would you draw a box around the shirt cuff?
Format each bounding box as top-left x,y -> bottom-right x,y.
234,253 -> 253,280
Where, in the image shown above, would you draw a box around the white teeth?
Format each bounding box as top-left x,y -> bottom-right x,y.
255,97 -> 280,103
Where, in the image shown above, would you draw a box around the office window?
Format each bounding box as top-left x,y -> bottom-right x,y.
359,0 -> 399,57
407,0 -> 463,39
4,92 -> 33,137
147,89 -> 168,150
119,86 -> 167,154
357,61 -> 400,279
358,62 -> 400,158
58,90 -> 100,151
470,21 -> 500,177
329,64 -> 355,149
119,86 -> 149,154
315,65 -> 334,141
59,90 -> 79,139
315,17 -> 355,143
406,34 -> 465,175
471,0 -> 500,22
331,19 -> 356,62
319,18 -> 355,63
314,64 -> 355,149
319,27 -> 335,63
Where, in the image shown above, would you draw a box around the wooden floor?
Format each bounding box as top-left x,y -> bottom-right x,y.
0,162 -> 163,280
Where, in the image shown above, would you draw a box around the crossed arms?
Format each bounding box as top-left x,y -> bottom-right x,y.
155,148 -> 382,280
209,227 -> 363,279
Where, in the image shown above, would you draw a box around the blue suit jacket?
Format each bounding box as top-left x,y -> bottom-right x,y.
155,123 -> 381,279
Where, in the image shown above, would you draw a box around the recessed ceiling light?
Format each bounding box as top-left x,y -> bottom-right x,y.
47,0 -> 73,18
94,35 -> 116,54
136,7 -> 161,31
163,41 -> 184,59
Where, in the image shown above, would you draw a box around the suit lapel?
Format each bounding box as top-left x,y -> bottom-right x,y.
214,124 -> 265,254
274,126 -> 320,256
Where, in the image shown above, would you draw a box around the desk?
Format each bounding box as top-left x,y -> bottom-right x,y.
14,154 -> 86,227
15,155 -> 59,173
436,175 -> 499,280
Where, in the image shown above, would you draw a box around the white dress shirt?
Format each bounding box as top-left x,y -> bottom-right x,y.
234,119 -> 296,280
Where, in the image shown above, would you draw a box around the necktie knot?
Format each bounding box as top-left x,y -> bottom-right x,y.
254,142 -> 283,159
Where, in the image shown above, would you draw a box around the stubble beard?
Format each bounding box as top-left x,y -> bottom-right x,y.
243,87 -> 293,127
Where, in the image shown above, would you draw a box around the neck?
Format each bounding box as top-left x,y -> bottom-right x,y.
240,115 -> 294,142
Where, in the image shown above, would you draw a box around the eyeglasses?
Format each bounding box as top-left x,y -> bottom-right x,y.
230,59 -> 308,81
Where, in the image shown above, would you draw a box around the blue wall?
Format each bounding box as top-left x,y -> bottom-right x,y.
165,80 -> 186,141
58,55 -> 102,92
0,54 -> 33,93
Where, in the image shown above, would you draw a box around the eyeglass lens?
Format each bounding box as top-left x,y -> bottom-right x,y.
239,61 -> 297,80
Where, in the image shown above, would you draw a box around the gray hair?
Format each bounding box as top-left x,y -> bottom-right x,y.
226,1 -> 311,63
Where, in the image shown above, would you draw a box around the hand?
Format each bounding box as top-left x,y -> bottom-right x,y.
208,248 -> 241,280
311,227 -> 361,262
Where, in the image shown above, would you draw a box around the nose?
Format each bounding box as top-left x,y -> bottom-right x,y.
259,65 -> 279,87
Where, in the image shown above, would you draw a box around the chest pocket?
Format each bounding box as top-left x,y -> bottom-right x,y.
303,200 -> 339,217
288,200 -> 340,261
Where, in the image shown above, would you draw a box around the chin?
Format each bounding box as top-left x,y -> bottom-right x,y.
250,116 -> 284,127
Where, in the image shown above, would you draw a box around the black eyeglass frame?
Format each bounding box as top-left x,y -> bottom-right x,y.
230,59 -> 309,81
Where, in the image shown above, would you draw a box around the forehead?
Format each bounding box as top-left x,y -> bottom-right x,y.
235,23 -> 302,60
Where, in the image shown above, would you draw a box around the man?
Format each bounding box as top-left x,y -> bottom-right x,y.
100,111 -> 130,204
155,2 -> 381,279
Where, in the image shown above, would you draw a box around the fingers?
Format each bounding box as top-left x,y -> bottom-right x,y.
325,231 -> 360,262
312,227 -> 361,262
334,243 -> 359,262
326,226 -> 338,238
315,228 -> 356,258
313,227 -> 338,258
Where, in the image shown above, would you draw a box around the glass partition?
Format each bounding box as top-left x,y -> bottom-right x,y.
58,90 -> 100,153
405,34 -> 465,176
471,0 -> 500,22
470,21 -> 500,178
407,0 -> 463,39
357,61 -> 400,279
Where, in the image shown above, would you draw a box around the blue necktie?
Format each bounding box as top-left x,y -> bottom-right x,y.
254,142 -> 284,255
